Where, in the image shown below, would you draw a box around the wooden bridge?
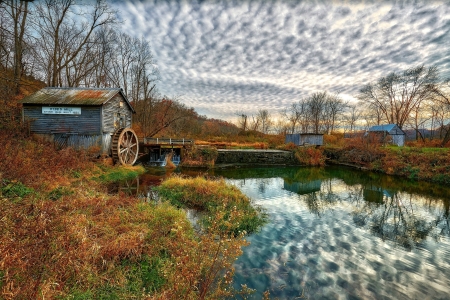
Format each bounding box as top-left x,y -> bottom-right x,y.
140,137 -> 194,146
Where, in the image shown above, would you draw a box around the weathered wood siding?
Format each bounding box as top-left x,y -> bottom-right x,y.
285,134 -> 323,146
391,134 -> 405,147
102,94 -> 132,133
23,105 -> 101,134
285,134 -> 301,145
301,134 -> 323,146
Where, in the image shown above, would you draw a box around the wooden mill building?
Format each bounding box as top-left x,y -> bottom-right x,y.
20,87 -> 137,162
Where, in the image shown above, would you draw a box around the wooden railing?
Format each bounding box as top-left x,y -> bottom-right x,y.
141,138 -> 194,145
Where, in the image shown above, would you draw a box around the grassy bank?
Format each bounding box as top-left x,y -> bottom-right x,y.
157,176 -> 267,236
324,140 -> 450,184
0,131 -> 260,299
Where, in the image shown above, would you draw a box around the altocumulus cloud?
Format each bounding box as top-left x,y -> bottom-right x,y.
112,0 -> 450,120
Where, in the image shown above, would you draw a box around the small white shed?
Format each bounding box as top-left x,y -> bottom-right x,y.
367,124 -> 406,146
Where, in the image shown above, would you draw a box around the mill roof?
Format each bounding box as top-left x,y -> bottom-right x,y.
20,87 -> 135,113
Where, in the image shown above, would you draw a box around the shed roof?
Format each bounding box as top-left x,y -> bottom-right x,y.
368,124 -> 405,135
20,87 -> 135,113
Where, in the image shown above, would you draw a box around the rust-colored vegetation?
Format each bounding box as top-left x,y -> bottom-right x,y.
181,146 -> 219,168
294,146 -> 326,166
0,130 -> 257,299
324,135 -> 450,184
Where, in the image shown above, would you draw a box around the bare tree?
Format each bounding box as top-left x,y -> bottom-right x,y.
4,0 -> 30,94
308,91 -> 327,134
282,102 -> 303,134
236,111 -> 249,132
249,114 -> 260,132
358,65 -> 440,129
345,104 -> 362,133
324,93 -> 346,134
33,0 -> 116,86
256,109 -> 273,134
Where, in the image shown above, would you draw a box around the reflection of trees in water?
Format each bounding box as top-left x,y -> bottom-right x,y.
283,172 -> 450,249
296,179 -> 341,216
352,192 -> 440,250
256,178 -> 277,195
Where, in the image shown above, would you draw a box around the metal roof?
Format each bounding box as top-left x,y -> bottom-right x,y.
20,87 -> 135,113
368,124 -> 405,135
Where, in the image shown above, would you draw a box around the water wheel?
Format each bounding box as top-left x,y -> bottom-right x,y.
112,128 -> 139,165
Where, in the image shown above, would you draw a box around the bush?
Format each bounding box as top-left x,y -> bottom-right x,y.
181,146 -> 218,168
294,147 -> 326,166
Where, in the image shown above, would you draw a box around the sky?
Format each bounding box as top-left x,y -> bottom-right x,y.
112,0 -> 450,121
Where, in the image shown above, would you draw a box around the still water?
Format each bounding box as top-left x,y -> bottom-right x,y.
136,166 -> 450,299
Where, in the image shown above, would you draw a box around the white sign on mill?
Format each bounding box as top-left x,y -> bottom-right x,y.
42,107 -> 81,115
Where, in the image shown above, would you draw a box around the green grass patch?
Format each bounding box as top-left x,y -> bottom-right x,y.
48,186 -> 74,201
157,176 -> 267,236
125,255 -> 168,295
386,146 -> 448,154
0,179 -> 34,201
93,166 -> 146,183
0,270 -> 4,291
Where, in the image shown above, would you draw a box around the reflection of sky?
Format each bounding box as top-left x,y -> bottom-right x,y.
113,0 -> 450,120
226,177 -> 450,299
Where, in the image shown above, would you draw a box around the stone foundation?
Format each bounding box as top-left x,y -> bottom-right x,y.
216,149 -> 297,165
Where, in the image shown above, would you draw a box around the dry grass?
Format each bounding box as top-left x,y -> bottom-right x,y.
0,130 -> 93,191
0,132 -> 255,299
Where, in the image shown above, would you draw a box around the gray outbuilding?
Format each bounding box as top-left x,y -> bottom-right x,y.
367,124 -> 406,146
20,87 -> 138,163
285,133 -> 324,146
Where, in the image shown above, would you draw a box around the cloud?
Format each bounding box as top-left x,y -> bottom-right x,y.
113,0 -> 450,120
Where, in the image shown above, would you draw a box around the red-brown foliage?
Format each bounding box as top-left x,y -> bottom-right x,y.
0,129 -> 92,190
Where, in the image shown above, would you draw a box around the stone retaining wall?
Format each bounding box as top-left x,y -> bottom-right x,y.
216,149 -> 297,165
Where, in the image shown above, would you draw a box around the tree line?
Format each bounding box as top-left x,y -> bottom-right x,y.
237,65 -> 450,145
2,1 -> 450,143
0,0 -> 223,138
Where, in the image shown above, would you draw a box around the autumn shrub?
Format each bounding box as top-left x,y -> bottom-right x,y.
323,133 -> 345,147
157,176 -> 267,236
325,136 -> 385,167
196,132 -> 284,149
324,136 -> 450,184
405,138 -> 449,148
181,146 -> 218,168
294,146 -> 326,166
276,142 -> 297,151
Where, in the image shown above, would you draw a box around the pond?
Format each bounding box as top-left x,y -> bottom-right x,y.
135,166 -> 450,299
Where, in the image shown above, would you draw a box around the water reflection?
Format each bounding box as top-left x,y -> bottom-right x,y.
128,165 -> 450,298
202,166 -> 450,299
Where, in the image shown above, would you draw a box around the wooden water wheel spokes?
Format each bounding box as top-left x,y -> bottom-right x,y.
112,128 -> 139,165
